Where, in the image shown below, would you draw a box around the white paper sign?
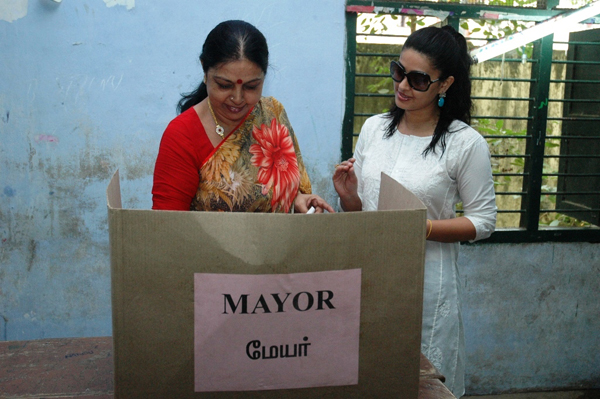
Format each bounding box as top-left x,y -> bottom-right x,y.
194,269 -> 362,392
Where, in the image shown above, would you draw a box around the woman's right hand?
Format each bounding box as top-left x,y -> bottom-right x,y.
333,158 -> 361,211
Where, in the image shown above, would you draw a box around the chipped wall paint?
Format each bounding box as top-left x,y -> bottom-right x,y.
346,4 -> 452,20
479,10 -> 555,21
103,0 -> 134,10
0,0 -> 28,23
34,134 -> 59,143
460,243 -> 600,394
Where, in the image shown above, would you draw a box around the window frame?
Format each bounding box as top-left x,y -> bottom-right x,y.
343,1 -> 600,243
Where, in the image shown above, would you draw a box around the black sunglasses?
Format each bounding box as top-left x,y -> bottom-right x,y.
390,60 -> 440,92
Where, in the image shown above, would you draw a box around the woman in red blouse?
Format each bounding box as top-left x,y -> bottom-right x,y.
152,20 -> 333,214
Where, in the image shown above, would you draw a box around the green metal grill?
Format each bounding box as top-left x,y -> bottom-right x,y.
343,1 -> 600,242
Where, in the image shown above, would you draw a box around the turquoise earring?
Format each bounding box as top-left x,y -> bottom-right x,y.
438,92 -> 446,108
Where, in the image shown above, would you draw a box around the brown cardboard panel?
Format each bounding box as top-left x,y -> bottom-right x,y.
107,171 -> 426,398
378,172 -> 427,212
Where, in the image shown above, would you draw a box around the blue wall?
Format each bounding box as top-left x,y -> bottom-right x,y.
460,243 -> 600,394
0,0 -> 346,339
1,0 -> 598,395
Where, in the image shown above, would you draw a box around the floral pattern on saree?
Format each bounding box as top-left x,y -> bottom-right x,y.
190,97 -> 311,213
250,118 -> 299,213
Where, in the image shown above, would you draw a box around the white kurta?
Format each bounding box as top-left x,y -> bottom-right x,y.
352,114 -> 497,397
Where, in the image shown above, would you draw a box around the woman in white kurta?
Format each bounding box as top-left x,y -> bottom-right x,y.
333,26 -> 496,397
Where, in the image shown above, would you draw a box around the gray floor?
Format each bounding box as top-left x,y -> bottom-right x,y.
464,390 -> 600,399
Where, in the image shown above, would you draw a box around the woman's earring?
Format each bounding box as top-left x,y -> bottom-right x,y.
438,92 -> 446,108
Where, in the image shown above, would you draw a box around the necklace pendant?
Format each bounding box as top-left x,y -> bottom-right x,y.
207,99 -> 226,138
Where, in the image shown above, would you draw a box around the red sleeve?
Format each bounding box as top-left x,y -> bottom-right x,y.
152,108 -> 213,210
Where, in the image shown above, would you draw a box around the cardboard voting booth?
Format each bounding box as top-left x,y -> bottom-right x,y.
107,171 -> 426,398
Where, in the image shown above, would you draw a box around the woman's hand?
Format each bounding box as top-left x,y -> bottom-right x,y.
294,192 -> 335,214
333,158 -> 361,211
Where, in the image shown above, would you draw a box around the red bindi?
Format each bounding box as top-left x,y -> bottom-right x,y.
237,79 -> 243,84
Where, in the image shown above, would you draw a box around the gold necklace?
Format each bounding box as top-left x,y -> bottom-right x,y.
207,99 -> 225,138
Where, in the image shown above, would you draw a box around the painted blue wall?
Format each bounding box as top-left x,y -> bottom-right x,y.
0,0 -> 346,339
460,243 -> 600,394
1,0 -> 598,395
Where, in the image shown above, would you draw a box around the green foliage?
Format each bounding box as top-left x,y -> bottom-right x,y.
407,18 -> 426,28
360,13 -> 392,34
468,18 -> 535,59
539,209 -> 591,227
476,119 -> 527,190
474,119 -> 589,228
359,13 -> 424,35
366,65 -> 393,95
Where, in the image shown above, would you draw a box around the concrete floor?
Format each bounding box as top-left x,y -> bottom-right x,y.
464,390 -> 600,399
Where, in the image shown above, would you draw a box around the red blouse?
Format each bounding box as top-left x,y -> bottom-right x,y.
152,107 -> 214,210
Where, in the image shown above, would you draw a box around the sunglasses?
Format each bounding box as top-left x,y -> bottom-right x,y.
389,60 -> 440,92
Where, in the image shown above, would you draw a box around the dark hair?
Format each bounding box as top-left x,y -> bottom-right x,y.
385,25 -> 473,156
177,20 -> 269,114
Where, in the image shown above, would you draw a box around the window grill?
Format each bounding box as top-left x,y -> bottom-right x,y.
343,1 -> 600,242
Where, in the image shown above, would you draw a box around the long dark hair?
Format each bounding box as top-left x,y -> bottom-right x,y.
385,25 -> 473,156
177,20 -> 269,114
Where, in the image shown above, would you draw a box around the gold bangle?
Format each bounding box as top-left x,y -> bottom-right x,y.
426,219 -> 433,239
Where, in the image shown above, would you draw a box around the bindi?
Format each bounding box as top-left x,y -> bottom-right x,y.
237,79 -> 243,84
